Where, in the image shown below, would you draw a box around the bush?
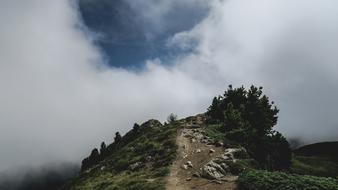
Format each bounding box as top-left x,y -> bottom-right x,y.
238,170 -> 338,190
167,113 -> 177,124
227,161 -> 245,175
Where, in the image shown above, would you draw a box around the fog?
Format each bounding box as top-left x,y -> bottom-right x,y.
0,0 -> 338,178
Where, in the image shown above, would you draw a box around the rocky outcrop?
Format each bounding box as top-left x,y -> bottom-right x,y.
200,148 -> 246,180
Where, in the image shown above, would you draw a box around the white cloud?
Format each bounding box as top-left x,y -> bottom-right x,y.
0,0 -> 211,172
1,0 -> 338,173
167,0 -> 338,142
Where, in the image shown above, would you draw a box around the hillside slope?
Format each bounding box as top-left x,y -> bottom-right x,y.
291,142 -> 338,177
61,119 -> 178,190
62,114 -> 251,190
61,114 -> 338,190
294,142 -> 338,159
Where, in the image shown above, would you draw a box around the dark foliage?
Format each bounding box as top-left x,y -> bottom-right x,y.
167,113 -> 178,124
114,132 -> 122,144
81,148 -> 100,171
294,141 -> 338,160
206,85 -> 291,170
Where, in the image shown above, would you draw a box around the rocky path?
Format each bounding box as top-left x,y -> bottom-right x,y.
165,122 -> 238,190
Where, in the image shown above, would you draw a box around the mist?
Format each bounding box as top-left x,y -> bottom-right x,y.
0,163 -> 79,190
0,0 -> 338,183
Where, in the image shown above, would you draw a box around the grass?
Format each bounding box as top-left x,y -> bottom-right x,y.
290,155 -> 338,177
204,124 -> 225,142
62,120 -> 179,190
64,171 -> 165,190
238,169 -> 338,190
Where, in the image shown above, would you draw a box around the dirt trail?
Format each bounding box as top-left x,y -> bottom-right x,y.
165,116 -> 237,190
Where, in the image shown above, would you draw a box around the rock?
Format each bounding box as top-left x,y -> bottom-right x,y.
186,178 -> 192,181
191,138 -> 197,143
130,162 -> 142,171
201,139 -> 211,143
195,149 -> 201,153
209,149 -> 215,153
183,154 -> 188,159
200,147 -> 246,179
186,161 -> 193,168
181,164 -> 188,170
200,160 -> 228,179
215,141 -> 224,147
146,156 -> 152,161
192,172 -> 201,178
100,166 -> 105,171
222,176 -> 239,182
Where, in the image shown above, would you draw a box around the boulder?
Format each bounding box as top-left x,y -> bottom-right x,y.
200,148 -> 246,179
186,161 -> 193,168
192,172 -> 201,178
200,160 -> 228,179
181,164 -> 188,170
129,162 -> 142,171
146,155 -> 152,161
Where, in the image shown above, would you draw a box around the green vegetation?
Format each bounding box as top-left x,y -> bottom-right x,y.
63,120 -> 178,190
291,155 -> 338,177
62,85 -> 338,190
167,113 -> 178,124
204,124 -> 226,142
238,170 -> 338,190
206,85 -> 291,170
64,171 -> 164,190
290,142 -> 338,177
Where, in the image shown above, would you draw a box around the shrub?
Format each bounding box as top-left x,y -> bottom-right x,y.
238,170 -> 338,190
167,113 -> 177,124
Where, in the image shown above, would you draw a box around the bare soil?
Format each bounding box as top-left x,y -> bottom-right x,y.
165,118 -> 237,190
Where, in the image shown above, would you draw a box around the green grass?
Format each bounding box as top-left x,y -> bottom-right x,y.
204,124 -> 225,141
64,171 -> 164,190
63,120 -> 179,190
291,155 -> 338,177
238,169 -> 338,190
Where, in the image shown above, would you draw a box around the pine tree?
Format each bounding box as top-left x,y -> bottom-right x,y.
100,141 -> 107,160
114,132 -> 122,143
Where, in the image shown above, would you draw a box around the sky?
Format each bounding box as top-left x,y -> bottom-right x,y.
0,0 -> 338,175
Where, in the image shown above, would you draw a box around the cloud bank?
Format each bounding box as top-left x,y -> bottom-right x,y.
0,0 -> 210,172
1,0 -> 338,174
